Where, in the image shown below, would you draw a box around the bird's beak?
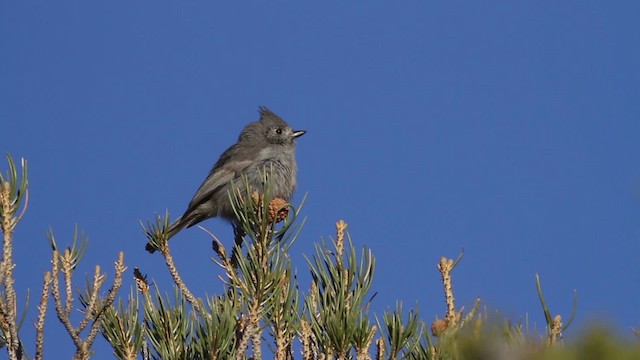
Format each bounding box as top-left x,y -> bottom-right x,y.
293,130 -> 306,138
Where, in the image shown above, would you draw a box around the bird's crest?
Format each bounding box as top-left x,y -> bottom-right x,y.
258,106 -> 288,127
258,106 -> 276,118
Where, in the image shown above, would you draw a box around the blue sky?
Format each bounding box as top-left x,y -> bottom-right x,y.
1,1 -> 639,357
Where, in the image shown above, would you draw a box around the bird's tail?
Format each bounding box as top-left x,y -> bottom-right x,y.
145,217 -> 187,253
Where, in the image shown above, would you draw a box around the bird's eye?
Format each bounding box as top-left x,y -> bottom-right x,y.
276,128 -> 283,135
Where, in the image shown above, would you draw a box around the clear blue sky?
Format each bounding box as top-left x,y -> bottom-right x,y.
1,2 -> 639,357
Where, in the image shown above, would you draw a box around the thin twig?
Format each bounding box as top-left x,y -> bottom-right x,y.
84,252 -> 127,349
51,250 -> 83,350
160,245 -> 208,318
35,272 -> 52,360
236,299 -> 260,360
438,257 -> 457,327
77,265 -> 105,333
252,324 -> 263,360
375,337 -> 384,360
63,250 -> 75,319
1,181 -> 20,360
549,315 -> 563,346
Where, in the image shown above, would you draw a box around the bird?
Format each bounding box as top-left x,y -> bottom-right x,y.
146,106 -> 305,253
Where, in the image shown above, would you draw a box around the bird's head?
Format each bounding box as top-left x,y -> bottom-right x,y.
237,107 -> 306,147
258,106 -> 306,146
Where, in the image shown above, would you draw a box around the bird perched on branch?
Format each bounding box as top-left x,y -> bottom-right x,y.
146,106 -> 305,253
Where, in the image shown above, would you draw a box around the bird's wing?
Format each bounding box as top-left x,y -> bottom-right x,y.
186,161 -> 252,209
182,142 -> 258,216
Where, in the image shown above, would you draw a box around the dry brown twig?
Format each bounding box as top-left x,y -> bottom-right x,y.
549,315 -> 563,346
356,327 -> 376,360
375,337 -> 384,360
431,256 -> 464,337
438,257 -> 457,326
51,250 -> 127,360
0,181 -> 21,360
158,244 -> 208,319
35,272 -> 52,360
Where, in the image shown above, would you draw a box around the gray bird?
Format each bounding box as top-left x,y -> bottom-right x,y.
146,106 -> 305,253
